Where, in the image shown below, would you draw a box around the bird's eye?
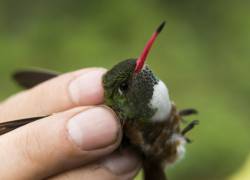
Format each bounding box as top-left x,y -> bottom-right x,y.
118,82 -> 128,95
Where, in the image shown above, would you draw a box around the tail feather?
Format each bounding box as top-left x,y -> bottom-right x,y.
143,160 -> 167,180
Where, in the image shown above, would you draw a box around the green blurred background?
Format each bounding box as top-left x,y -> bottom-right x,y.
0,0 -> 249,179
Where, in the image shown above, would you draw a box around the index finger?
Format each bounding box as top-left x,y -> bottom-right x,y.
0,68 -> 107,121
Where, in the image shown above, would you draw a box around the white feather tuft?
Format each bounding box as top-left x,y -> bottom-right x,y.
171,134 -> 186,161
149,80 -> 171,122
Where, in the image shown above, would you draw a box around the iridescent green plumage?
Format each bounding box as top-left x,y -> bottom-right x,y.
103,59 -> 156,122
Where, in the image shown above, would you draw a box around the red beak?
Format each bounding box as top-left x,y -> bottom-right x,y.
134,21 -> 166,73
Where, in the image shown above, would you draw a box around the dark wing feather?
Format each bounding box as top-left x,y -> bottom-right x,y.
0,116 -> 47,135
12,68 -> 60,89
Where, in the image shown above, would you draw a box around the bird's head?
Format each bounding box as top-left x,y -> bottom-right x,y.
103,22 -> 171,122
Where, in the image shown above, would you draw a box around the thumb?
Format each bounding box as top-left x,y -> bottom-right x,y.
0,106 -> 121,180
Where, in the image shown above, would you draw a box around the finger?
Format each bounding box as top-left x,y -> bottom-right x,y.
0,68 -> 107,121
50,149 -> 141,180
0,106 -> 121,180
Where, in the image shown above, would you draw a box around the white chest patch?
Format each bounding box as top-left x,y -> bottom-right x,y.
149,80 -> 172,122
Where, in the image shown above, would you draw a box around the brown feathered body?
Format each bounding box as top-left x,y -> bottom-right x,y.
124,104 -> 184,180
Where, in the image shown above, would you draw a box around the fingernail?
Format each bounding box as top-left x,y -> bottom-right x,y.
69,69 -> 107,105
102,149 -> 141,175
67,107 -> 120,150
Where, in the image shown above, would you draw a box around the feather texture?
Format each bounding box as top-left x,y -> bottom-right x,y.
0,116 -> 47,135
13,69 -> 59,89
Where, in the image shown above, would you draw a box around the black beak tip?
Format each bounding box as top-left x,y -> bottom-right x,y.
156,21 -> 166,33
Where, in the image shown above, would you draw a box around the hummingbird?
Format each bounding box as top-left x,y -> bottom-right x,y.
0,21 -> 198,180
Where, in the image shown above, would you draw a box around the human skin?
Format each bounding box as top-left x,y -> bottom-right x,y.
0,68 -> 141,180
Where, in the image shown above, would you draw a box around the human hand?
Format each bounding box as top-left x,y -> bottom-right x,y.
0,68 -> 141,180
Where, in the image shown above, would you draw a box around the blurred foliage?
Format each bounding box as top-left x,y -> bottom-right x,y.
231,155 -> 250,180
0,0 -> 249,179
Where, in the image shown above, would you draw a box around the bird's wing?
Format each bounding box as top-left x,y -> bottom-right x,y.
0,116 -> 47,135
12,68 -> 60,89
